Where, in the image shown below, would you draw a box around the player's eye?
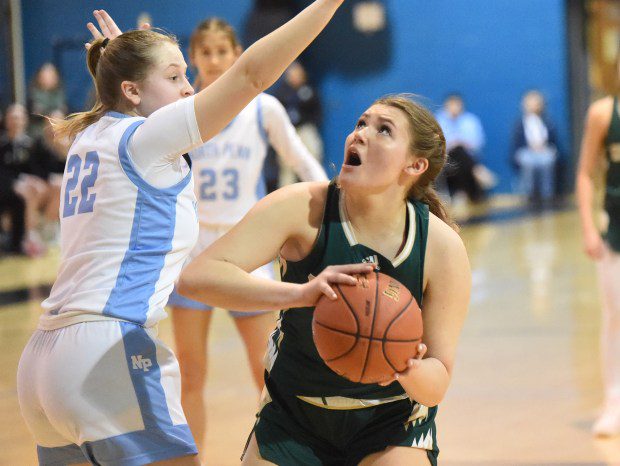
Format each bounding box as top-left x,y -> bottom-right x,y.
379,125 -> 391,136
355,119 -> 366,129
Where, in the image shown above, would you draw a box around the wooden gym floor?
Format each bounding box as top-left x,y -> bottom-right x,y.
1,205 -> 619,465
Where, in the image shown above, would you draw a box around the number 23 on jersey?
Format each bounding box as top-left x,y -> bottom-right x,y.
63,151 -> 100,218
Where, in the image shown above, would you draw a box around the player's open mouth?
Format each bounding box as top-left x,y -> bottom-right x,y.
344,149 -> 362,166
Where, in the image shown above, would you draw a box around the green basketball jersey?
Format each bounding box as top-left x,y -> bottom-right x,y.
604,96 -> 620,252
265,181 -> 429,400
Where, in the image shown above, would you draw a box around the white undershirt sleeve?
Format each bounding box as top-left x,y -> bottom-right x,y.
262,95 -> 328,182
127,96 -> 203,188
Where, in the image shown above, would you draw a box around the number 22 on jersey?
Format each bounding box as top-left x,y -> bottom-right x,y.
63,151 -> 100,218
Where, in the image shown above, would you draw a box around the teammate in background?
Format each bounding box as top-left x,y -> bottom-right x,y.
166,18 -> 328,459
179,95 -> 471,465
576,55 -> 620,437
16,3 -> 345,465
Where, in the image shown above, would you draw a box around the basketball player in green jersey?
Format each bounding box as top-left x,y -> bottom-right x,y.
179,95 -> 471,465
576,55 -> 620,437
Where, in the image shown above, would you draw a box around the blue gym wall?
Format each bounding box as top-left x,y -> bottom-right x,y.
21,0 -> 569,193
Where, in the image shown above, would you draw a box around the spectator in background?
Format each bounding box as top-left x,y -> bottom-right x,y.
435,93 -> 494,205
30,109 -> 69,243
511,90 -> 560,207
0,104 -> 47,256
28,62 -> 67,138
274,61 -> 324,187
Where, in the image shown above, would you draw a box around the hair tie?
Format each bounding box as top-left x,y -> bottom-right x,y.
101,38 -> 109,48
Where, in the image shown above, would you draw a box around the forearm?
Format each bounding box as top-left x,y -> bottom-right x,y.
237,0 -> 343,91
397,357 -> 450,407
576,173 -> 598,235
276,131 -> 327,182
178,259 -> 304,311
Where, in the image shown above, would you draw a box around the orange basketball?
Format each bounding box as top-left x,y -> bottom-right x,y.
312,271 -> 423,384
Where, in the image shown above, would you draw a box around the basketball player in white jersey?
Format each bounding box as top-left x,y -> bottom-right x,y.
16,3 -> 346,465
164,18 -> 327,458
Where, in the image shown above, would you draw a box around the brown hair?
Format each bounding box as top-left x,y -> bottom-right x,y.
53,29 -> 178,140
374,94 -> 457,231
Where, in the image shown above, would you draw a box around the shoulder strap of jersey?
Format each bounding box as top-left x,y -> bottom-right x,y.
411,200 -> 429,304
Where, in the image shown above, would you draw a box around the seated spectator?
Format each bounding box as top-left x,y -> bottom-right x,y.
30,109 -> 69,243
28,62 -> 67,138
511,90 -> 559,207
0,104 -> 47,256
274,61 -> 324,187
435,93 -> 495,204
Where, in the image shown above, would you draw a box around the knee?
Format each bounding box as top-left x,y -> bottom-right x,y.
177,353 -> 206,393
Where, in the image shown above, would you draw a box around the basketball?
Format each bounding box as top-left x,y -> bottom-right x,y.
312,271 -> 423,384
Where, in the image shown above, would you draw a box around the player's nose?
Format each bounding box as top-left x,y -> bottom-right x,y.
182,78 -> 194,97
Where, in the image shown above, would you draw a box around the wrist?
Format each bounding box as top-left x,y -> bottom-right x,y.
283,282 -> 308,309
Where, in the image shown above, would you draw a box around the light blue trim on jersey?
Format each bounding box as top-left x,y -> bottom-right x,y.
37,444 -> 85,465
100,122 -> 194,324
256,95 -> 268,144
256,171 -> 267,200
102,188 -> 178,324
118,121 -> 192,197
37,425 -> 196,466
106,111 -> 133,119
119,322 -> 174,429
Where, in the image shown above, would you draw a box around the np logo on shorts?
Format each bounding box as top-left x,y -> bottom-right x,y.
131,354 -> 153,372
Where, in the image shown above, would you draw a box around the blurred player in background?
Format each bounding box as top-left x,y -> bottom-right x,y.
576,53 -> 620,437
167,17 -> 327,458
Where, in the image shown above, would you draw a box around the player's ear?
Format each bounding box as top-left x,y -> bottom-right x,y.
234,45 -> 243,58
404,157 -> 428,176
120,80 -> 141,107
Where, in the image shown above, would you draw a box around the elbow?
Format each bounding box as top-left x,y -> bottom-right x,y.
422,392 -> 446,408
177,272 -> 201,301
237,56 -> 270,93
411,388 -> 446,408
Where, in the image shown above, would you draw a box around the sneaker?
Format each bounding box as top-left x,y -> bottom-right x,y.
593,404 -> 620,437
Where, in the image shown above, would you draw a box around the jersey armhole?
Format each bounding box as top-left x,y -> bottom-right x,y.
279,180 -> 336,269
118,120 -> 192,197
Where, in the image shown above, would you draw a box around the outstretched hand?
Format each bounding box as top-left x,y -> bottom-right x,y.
85,9 -> 150,50
378,343 -> 427,386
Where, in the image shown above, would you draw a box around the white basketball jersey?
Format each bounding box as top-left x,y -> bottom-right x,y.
191,94 -> 270,225
41,113 -> 199,328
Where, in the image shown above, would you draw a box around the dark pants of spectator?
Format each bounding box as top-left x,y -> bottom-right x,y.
0,185 -> 26,253
444,145 -> 484,203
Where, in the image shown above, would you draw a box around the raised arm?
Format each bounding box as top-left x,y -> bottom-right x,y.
262,95 -> 328,182
177,182 -> 372,311
193,0 -> 344,142
576,97 -> 612,260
